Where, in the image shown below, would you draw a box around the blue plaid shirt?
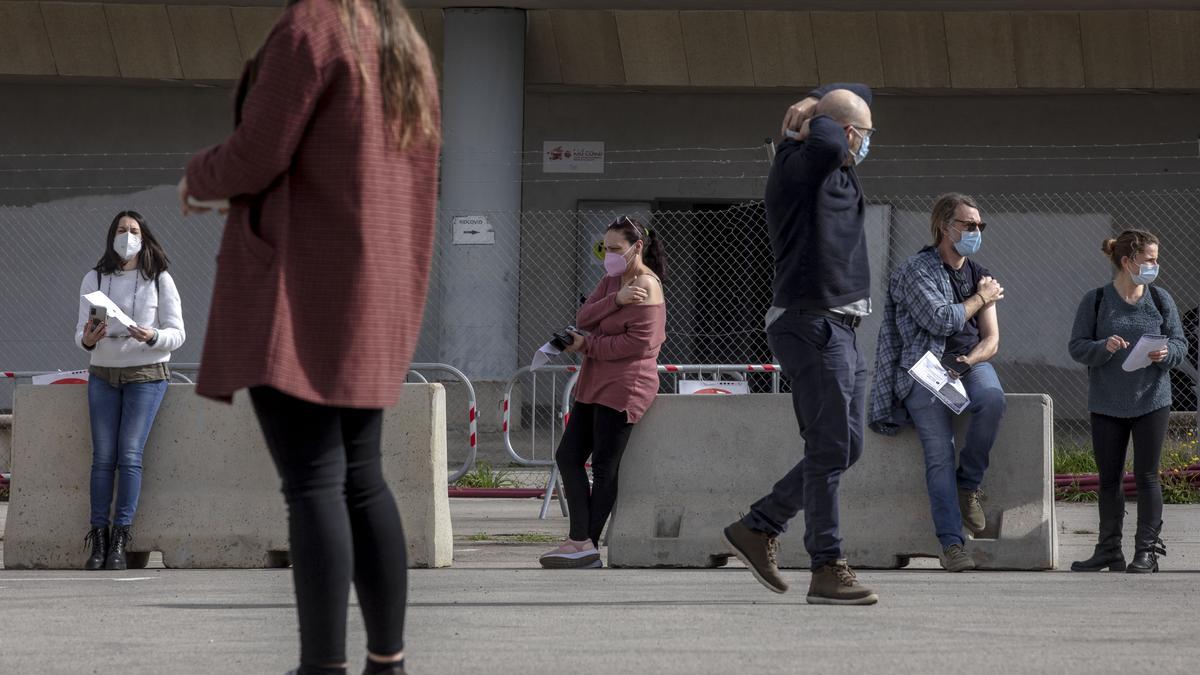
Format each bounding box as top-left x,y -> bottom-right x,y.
869,247 -> 968,435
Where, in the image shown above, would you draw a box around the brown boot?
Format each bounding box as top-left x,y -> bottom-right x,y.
723,520 -> 787,594
958,488 -> 986,536
806,559 -> 878,605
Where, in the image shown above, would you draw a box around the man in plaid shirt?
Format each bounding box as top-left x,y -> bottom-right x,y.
869,193 -> 1007,572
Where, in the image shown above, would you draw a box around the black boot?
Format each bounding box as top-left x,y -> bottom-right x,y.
83,527 -> 109,571
1127,520 -> 1165,574
1071,496 -> 1125,572
105,525 -> 132,571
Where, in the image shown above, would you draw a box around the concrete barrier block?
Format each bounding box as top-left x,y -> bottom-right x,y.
608,393 -> 1057,570
0,414 -> 11,474
4,383 -> 451,569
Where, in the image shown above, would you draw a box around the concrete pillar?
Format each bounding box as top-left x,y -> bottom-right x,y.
437,8 -> 525,379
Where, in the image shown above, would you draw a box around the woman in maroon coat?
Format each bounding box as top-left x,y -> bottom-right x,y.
179,1 -> 439,673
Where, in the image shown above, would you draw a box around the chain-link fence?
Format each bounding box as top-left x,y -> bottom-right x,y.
4,187 -> 1199,452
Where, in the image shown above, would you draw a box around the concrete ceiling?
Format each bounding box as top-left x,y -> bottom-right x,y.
16,1 -> 1200,8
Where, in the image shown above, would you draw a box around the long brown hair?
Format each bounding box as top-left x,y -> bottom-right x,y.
335,0 -> 440,150
94,211 -> 170,280
1102,229 -> 1159,271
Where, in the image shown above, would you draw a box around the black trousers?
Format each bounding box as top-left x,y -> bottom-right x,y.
554,402 -> 634,546
1090,406 -> 1170,549
250,387 -> 408,668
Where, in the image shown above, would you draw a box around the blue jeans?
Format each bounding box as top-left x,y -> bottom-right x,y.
743,312 -> 867,569
903,362 -> 1006,548
88,377 -> 168,527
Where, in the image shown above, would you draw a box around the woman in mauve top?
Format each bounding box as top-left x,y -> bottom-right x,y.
539,217 -> 668,569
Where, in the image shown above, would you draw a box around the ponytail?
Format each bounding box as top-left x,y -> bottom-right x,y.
606,216 -> 668,283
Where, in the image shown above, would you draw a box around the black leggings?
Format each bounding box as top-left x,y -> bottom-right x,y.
1091,406 -> 1170,545
555,402 -> 634,546
250,387 -> 407,670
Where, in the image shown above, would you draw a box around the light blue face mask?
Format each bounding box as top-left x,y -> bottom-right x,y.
852,132 -> 870,166
1131,262 -> 1159,285
954,230 -> 982,256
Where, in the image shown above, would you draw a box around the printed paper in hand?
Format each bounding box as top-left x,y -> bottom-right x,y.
908,351 -> 971,415
82,290 -> 138,337
1122,334 -> 1170,372
531,342 -> 562,370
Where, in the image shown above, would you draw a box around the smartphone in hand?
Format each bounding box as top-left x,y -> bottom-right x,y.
88,306 -> 107,331
941,352 -> 971,376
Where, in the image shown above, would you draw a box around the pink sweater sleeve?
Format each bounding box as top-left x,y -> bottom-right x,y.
185,15 -> 326,200
580,308 -> 662,361
576,277 -> 620,331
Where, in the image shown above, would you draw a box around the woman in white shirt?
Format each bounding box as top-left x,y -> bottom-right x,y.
75,211 -> 185,570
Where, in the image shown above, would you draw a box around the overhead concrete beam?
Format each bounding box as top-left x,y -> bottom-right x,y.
1012,11 -> 1084,88
1149,10 -> 1200,89
105,4 -> 183,79
680,11 -> 754,87
550,9 -> 624,85
0,2 -> 57,76
168,6 -> 242,80
811,11 -> 884,87
40,2 -> 120,77
744,10 -> 819,88
417,8 -> 444,77
1079,10 -> 1153,88
525,9 -> 562,84
614,10 -> 688,86
230,6 -> 280,61
877,11 -> 949,88
945,11 -> 1017,88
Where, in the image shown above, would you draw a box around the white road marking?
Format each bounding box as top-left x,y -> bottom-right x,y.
1,576 -> 158,582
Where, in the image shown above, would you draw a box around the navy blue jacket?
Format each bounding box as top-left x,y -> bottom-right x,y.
766,82 -> 873,310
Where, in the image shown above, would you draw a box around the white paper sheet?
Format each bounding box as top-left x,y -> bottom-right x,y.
82,290 -> 138,337
1122,334 -> 1170,372
531,342 -> 561,370
908,351 -> 971,415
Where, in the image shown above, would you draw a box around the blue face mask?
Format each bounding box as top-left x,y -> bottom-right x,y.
954,230 -> 982,256
1131,263 -> 1159,285
852,133 -> 870,166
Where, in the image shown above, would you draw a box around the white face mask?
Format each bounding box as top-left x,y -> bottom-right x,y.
113,232 -> 142,261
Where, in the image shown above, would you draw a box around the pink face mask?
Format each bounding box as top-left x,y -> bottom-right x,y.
604,246 -> 637,277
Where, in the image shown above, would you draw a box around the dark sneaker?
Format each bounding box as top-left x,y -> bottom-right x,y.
806,559 -> 878,605
723,520 -> 787,594
958,488 -> 986,535
538,539 -> 601,569
940,544 -> 976,572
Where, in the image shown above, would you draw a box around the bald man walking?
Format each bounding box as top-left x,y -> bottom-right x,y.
723,83 -> 879,605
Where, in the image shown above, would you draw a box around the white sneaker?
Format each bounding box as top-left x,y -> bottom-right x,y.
538,538 -> 601,569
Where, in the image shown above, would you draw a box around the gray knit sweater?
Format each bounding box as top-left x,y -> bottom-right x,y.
1068,283 -> 1187,418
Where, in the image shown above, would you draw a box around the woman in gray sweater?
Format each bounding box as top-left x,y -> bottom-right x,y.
1068,230 -> 1186,573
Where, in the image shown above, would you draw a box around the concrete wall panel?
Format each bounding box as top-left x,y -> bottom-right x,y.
1080,11 -> 1153,89
945,12 -> 1017,89
0,2 -> 56,76
417,8 -> 444,76
3,383 -> 452,569
41,2 -> 120,77
525,9 -> 562,84
877,11 -> 949,88
1012,11 -> 1084,89
168,6 -> 242,80
614,10 -> 688,86
550,10 -> 624,86
811,11 -> 884,87
680,10 -> 753,87
230,7 -> 281,61
1149,10 -> 1200,89
745,10 -> 818,88
105,4 -> 183,79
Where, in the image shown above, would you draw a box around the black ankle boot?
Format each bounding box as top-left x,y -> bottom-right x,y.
1071,545 -> 1126,572
1127,521 -> 1165,574
84,527 -> 109,571
106,525 -> 132,570
363,659 -> 405,675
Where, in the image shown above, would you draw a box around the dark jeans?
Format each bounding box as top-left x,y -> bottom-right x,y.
554,401 -> 634,546
904,362 -> 1006,547
743,311 -> 867,569
1091,406 -> 1170,549
88,376 -> 168,527
250,387 -> 407,668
